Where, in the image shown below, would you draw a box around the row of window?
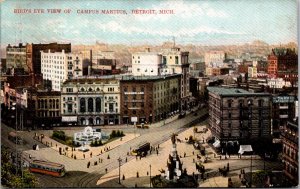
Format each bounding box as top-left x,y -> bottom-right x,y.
123,86 -> 145,92
38,99 -> 59,109
227,99 -> 265,108
38,111 -> 59,117
124,94 -> 144,100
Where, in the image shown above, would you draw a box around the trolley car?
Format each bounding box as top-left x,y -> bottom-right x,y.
29,160 -> 65,177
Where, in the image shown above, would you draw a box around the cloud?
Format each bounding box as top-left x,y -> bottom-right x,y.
95,20 -> 243,38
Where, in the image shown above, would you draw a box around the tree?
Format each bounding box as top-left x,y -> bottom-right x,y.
253,170 -> 271,187
1,145 -> 37,188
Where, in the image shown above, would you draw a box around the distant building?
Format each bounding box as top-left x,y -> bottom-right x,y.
6,43 -> 72,76
61,76 -> 120,126
131,48 -> 162,76
207,87 -> 271,143
281,119 -> 298,186
41,50 -> 83,91
120,74 -> 181,124
267,48 -> 298,85
205,51 -> 225,75
92,51 -> 119,75
204,51 -> 225,67
27,42 -> 71,75
6,43 -> 27,73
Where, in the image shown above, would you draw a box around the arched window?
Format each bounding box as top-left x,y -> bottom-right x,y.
81,88 -> 85,92
80,98 -> 86,112
56,99 -> 59,109
41,99 -> 44,109
88,98 -> 93,112
96,98 -> 101,112
88,117 -> 94,125
89,88 -> 93,92
49,99 -> 52,108
80,118 -> 85,125
96,117 -> 101,125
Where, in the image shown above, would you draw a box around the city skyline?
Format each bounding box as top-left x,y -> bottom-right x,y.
1,0 -> 298,46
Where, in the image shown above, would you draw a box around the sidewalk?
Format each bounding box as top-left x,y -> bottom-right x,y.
32,133 -> 139,161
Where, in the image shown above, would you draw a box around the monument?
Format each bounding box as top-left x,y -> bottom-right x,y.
151,133 -> 198,187
73,126 -> 102,152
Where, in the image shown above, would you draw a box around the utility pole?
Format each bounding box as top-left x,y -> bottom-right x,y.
117,157 -> 122,184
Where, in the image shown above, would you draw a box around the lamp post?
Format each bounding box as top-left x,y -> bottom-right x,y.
248,100 -> 253,187
117,157 -> 122,184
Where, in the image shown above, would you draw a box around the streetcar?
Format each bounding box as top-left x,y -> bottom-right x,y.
131,142 -> 150,157
29,160 -> 66,177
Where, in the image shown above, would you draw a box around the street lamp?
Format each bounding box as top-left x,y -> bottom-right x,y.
117,157 -> 122,184
149,164 -> 152,187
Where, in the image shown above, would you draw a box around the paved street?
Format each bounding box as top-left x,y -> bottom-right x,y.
1,107 -> 283,188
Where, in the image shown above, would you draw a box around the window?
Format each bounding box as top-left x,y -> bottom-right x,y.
175,56 -> 179,64
133,87 -> 136,92
141,87 -> 144,92
96,98 -> 101,112
109,103 -> 114,112
88,98 -> 93,112
228,100 -> 232,108
228,123 -> 231,128
80,98 -> 86,112
124,87 -> 127,92
133,110 -> 136,114
228,113 -> 231,119
68,104 -> 72,113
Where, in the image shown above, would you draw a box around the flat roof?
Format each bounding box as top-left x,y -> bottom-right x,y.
207,86 -> 269,96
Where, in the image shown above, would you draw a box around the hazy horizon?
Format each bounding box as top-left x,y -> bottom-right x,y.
1,0 -> 297,46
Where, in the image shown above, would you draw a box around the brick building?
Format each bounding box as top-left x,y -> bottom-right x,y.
120,74 -> 181,125
281,119 -> 298,186
207,87 -> 271,143
6,43 -> 71,75
267,48 -> 298,84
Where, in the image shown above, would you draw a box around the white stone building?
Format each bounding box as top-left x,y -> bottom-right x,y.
41,50 -> 83,91
205,51 -> 225,75
131,48 -> 162,76
161,47 -> 190,111
61,75 -> 120,126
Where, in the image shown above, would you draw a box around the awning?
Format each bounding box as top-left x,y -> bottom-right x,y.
238,145 -> 253,154
213,140 -> 221,148
62,116 -> 77,122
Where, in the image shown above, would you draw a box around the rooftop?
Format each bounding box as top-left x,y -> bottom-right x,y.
207,86 -> 269,96
120,74 -> 181,81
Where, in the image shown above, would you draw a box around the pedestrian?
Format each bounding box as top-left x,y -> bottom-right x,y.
105,168 -> 107,173
220,155 -> 221,160
136,156 -> 138,160
101,150 -> 102,154
184,152 -> 186,157
139,156 -> 141,160
125,157 -> 127,162
56,144 -> 57,148
83,154 -> 85,159
192,151 -> 194,155
90,152 -> 92,158
156,150 -> 158,155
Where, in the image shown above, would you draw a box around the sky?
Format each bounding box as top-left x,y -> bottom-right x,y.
0,0 -> 298,46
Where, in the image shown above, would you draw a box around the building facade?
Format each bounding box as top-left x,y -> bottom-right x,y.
6,43 -> 27,74
207,87 -> 271,142
281,119 -> 298,186
161,48 -> 190,111
120,74 -> 181,124
131,49 -> 162,76
34,90 -> 61,128
61,76 -> 120,126
267,48 -> 298,85
272,95 -> 297,137
41,50 -> 83,91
